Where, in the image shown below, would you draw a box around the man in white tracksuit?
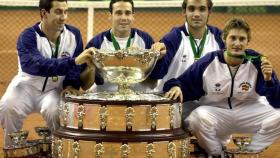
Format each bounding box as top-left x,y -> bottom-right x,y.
0,0 -> 94,147
149,0 -> 225,122
163,18 -> 280,157
82,0 -> 165,93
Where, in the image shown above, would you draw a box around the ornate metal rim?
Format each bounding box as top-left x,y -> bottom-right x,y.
53,128 -> 188,142
63,96 -> 179,105
225,149 -> 262,154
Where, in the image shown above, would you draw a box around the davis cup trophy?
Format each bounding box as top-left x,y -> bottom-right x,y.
52,48 -> 190,158
3,131 -> 41,158
224,136 -> 261,158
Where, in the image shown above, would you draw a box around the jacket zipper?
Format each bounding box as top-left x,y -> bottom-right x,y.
227,65 -> 240,109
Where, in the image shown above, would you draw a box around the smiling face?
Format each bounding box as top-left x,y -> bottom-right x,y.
225,28 -> 249,56
110,1 -> 134,38
184,0 -> 210,31
42,1 -> 68,32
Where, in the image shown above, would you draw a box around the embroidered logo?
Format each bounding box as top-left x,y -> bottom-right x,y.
182,54 -> 187,62
239,82 -> 252,92
214,83 -> 221,92
210,82 -> 224,95
61,51 -> 70,57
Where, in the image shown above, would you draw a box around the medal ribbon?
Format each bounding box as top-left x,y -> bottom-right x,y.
42,36 -> 61,92
111,32 -> 131,50
52,36 -> 61,58
189,28 -> 207,61
225,50 -> 264,61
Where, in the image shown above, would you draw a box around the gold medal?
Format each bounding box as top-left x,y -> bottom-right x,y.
52,76 -> 58,82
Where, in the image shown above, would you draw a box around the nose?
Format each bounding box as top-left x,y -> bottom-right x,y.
60,12 -> 67,21
120,13 -> 128,20
193,9 -> 201,17
233,40 -> 242,47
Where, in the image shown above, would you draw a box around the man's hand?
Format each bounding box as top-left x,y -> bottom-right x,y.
152,42 -> 166,59
261,56 -> 273,81
80,66 -> 96,91
75,48 -> 95,68
164,86 -> 183,102
61,86 -> 82,96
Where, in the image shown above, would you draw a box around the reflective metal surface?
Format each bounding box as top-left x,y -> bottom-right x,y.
35,127 -> 51,141
59,101 -> 182,131
35,127 -> 52,157
8,131 -> 29,147
224,149 -> 261,158
3,141 -> 40,158
232,136 -> 252,151
65,92 -> 169,101
92,48 -> 159,95
52,138 -> 187,158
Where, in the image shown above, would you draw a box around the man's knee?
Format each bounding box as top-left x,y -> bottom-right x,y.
186,107 -> 217,130
261,113 -> 280,133
0,98 -> 19,118
41,104 -> 59,119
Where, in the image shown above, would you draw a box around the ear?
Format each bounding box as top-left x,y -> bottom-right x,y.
181,9 -> 186,17
131,13 -> 135,21
222,36 -> 226,43
40,9 -> 47,19
108,12 -> 112,21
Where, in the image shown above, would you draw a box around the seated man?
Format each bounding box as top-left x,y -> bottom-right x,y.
0,0 -> 94,147
163,17 -> 280,157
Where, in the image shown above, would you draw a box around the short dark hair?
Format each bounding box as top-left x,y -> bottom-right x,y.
109,0 -> 134,14
39,0 -> 67,12
222,17 -> 251,42
182,0 -> 213,11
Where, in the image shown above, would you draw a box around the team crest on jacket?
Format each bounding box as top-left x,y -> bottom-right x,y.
211,83 -> 224,95
61,51 -> 70,57
182,54 -> 187,62
215,83 -> 221,91
239,82 -> 252,92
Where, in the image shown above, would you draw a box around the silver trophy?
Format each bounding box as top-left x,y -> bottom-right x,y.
225,136 -> 261,158
35,127 -> 52,157
8,130 -> 29,147
35,126 -> 51,141
232,136 -> 252,151
4,130 -> 41,157
90,47 -> 159,100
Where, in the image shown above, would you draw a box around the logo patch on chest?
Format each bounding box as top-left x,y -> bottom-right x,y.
182,54 -> 187,62
210,82 -> 224,95
215,83 -> 221,91
61,51 -> 70,57
239,82 -> 252,92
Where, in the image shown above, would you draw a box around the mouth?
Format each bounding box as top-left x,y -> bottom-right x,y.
232,48 -> 243,52
120,23 -> 129,26
192,19 -> 202,23
119,24 -> 130,28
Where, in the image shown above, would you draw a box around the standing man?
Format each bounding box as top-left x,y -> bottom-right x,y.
164,18 -> 280,157
83,0 -> 164,92
0,0 -> 93,147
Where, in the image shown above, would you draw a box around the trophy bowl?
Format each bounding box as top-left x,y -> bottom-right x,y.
92,47 -> 159,95
232,136 -> 252,151
8,130 -> 29,147
35,127 -> 51,141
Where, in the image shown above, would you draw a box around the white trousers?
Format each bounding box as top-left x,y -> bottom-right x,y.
185,101 -> 280,156
0,79 -> 60,147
